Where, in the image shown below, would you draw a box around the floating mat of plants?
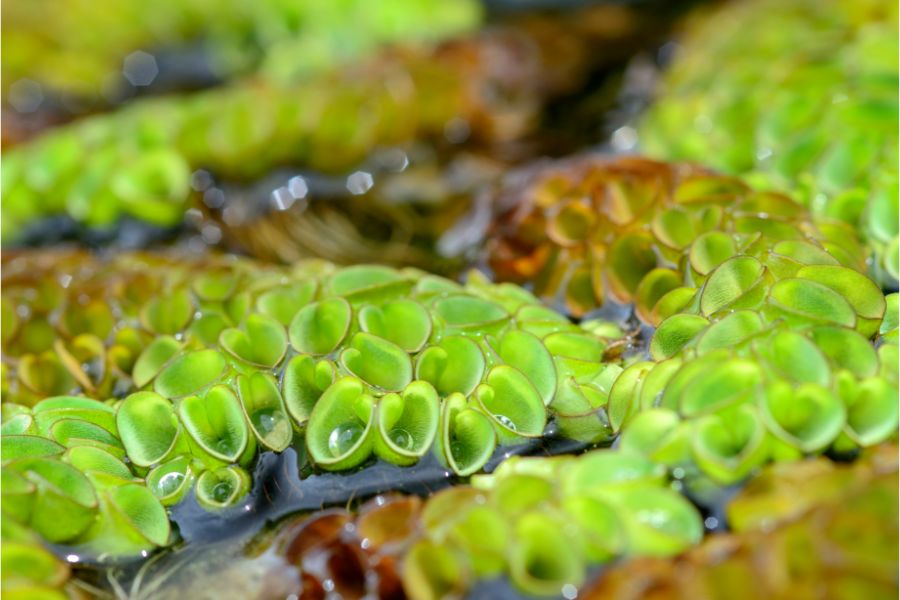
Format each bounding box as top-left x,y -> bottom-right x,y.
1,250 -> 631,558
638,0 -> 899,285
2,4 -> 679,257
582,444 -> 899,599
2,0 -> 481,112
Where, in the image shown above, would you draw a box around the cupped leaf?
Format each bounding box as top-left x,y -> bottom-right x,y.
618,408 -> 691,467
220,313 -> 287,368
132,335 -> 181,388
179,385 -> 249,462
32,396 -> 117,436
1,435 -> 64,464
761,381 -> 845,453
432,295 -> 509,335
255,281 -> 317,325
306,377 -> 375,470
326,265 -> 410,303
635,268 -> 683,323
606,233 -> 658,300
843,377 -> 899,447
691,403 -> 769,484
474,366 -> 546,441
415,335 -> 485,397
1,541 -> 69,590
757,330 -> 830,385
550,379 -> 613,443
689,231 -> 737,275
282,355 -> 335,427
81,482 -> 171,555
494,330 -> 556,406
1,468 -> 36,524
154,349 -> 227,399
288,297 -> 352,355
446,504 -> 509,577
140,288 -> 193,335
695,310 -> 764,354
562,495 -> 626,561
675,357 -> 762,416
508,512 -> 585,597
700,255 -> 765,316
9,457 -> 98,542
236,372 -> 292,452
402,540 -> 469,600
796,265 -> 885,336
436,392 -> 496,477
767,278 -> 856,327
192,269 -> 239,302
561,451 -> 665,497
48,419 -> 125,457
339,332 -> 412,391
611,486 -> 703,557
117,392 -> 181,467
64,446 -> 133,481
359,299 -> 432,352
196,466 -> 251,510
650,314 -> 709,360
809,327 -> 878,378
374,381 -> 440,465
146,455 -> 195,506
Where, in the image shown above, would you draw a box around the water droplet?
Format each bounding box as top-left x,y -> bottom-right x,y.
212,481 -> 233,503
327,422 -> 364,457
156,471 -> 185,496
389,428 -> 413,450
494,414 -> 517,432
255,410 -> 279,435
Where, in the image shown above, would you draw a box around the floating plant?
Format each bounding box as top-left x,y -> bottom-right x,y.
638,0 -> 899,285
3,0 -> 481,115
488,156 -> 898,487
583,444 -> 899,599
1,251 -> 624,557
212,448 -> 703,600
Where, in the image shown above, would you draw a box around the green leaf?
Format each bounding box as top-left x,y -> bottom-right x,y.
1,435 -> 65,464
700,255 -> 765,316
610,486 -> 703,557
691,403 -> 768,484
359,299 -> 432,352
474,366 -> 546,441
844,377 -> 899,447
402,540 -> 468,600
339,332 -> 412,391
415,335 -> 485,396
374,381 -> 439,465
650,314 -> 709,360
508,513 -> 585,597
282,355 -> 335,427
305,377 -> 375,470
690,231 -> 737,276
758,330 -> 831,385
146,455 -> 195,506
179,385 -> 250,462
132,336 -> 181,388
154,349 -> 227,398
796,265 -> 885,337
236,372 -> 292,452
8,457 -> 98,542
140,288 -> 193,335
255,281 -> 317,325
288,297 -> 352,355
695,310 -> 764,354
761,381 -> 845,452
196,466 -> 251,510
219,313 -> 287,368
495,330 -> 556,406
436,392 -> 496,477
767,278 -> 856,328
117,392 -> 181,467
432,295 -> 509,335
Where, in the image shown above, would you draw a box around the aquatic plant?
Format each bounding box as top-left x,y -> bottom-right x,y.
258,448 -> 702,599
638,0 -> 899,285
1,17 -> 596,243
583,444 -> 899,599
1,251 -> 628,556
3,0 -> 480,110
488,156 -> 898,486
